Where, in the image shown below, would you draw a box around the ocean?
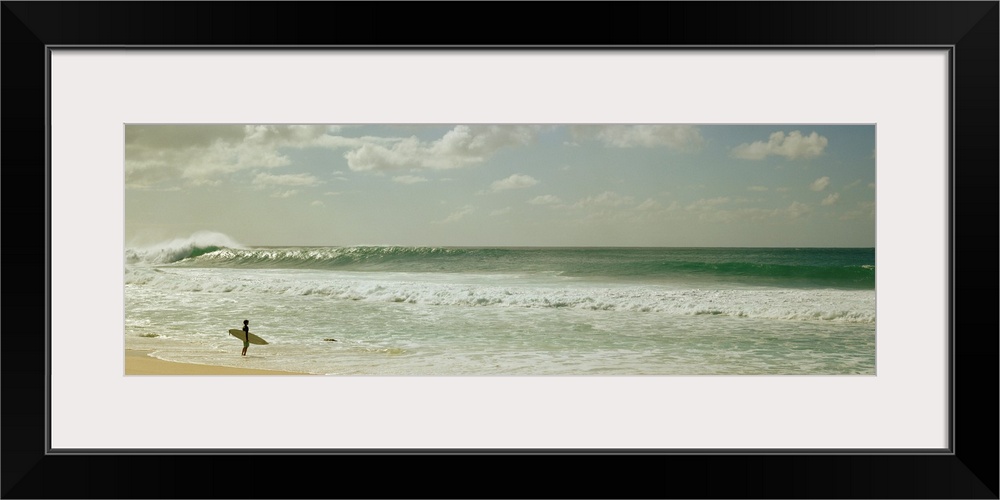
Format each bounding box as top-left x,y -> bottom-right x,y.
124,237 -> 876,375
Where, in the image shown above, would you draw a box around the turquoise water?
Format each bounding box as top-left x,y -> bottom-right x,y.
125,238 -> 875,375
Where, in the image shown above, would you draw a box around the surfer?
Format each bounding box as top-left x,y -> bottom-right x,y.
241,319 -> 250,356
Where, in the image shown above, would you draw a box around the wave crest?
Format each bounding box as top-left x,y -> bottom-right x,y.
126,231 -> 245,264
125,268 -> 876,323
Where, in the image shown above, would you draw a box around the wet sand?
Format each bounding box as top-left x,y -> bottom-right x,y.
125,349 -> 309,375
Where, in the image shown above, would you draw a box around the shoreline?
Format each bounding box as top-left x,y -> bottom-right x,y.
125,349 -> 311,375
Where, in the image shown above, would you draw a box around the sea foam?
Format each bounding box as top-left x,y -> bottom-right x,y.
126,231 -> 246,265
125,266 -> 875,323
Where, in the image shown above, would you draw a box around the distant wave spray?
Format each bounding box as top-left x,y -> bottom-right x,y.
126,231 -> 246,265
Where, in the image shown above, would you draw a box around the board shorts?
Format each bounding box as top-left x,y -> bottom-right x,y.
243,340 -> 250,348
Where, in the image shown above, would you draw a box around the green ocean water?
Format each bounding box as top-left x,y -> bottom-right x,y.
126,244 -> 876,375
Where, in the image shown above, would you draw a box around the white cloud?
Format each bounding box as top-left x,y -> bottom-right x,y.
839,201 -> 876,221
270,190 -> 299,199
311,200 -> 325,207
748,186 -> 769,192
187,178 -> 222,187
574,191 -> 635,209
528,195 -> 562,205
342,137 -> 423,172
786,201 -> 811,218
125,125 -> 342,188
731,130 -> 829,160
490,207 -> 512,216
810,176 -> 831,191
345,125 -> 539,172
393,175 -> 428,184
571,125 -> 704,151
243,124 -> 339,147
491,174 -> 538,192
685,197 -> 730,211
435,205 -> 474,224
253,172 -> 321,187
821,193 -> 840,206
127,124 -> 543,186
636,199 -> 662,211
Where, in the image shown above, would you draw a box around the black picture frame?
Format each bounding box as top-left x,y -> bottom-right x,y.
3,2 -> 996,498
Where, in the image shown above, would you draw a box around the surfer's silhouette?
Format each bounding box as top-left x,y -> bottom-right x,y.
242,319 -> 250,356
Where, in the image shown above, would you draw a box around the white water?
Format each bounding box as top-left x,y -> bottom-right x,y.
125,266 -> 875,375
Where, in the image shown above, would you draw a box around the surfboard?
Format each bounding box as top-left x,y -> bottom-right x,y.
229,328 -> 268,345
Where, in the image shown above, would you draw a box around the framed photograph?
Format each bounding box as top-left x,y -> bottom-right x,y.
119,122 -> 879,379
4,2 -> 996,498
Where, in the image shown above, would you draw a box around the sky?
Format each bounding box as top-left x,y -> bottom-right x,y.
124,124 -> 876,248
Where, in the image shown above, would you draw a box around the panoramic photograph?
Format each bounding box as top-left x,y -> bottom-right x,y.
124,124 -> 876,375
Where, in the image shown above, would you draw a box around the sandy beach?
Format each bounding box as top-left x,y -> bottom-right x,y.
125,349 -> 309,375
